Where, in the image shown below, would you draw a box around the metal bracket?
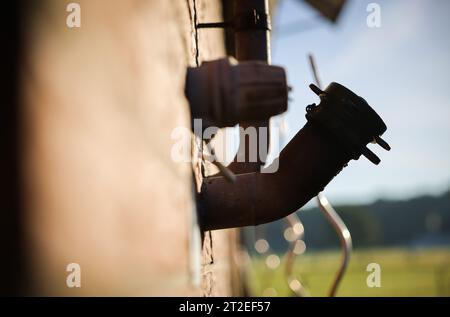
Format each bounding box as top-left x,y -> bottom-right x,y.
197,10 -> 271,31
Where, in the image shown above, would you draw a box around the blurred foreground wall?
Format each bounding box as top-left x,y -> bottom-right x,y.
18,0 -> 241,296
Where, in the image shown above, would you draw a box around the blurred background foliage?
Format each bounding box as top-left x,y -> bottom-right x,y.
245,190 -> 450,296
250,248 -> 450,296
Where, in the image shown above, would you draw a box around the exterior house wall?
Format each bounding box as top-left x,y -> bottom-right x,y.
21,0 -> 240,296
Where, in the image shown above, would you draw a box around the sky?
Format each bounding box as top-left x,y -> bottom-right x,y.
267,0 -> 450,204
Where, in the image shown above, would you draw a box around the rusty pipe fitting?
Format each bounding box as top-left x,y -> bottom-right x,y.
231,0 -> 272,172
307,82 -> 389,165
198,82 -> 390,231
199,121 -> 348,230
185,57 -> 288,128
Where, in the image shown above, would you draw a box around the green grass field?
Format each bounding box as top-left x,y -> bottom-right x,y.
249,248 -> 450,296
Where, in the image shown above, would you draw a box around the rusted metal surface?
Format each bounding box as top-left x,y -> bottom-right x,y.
200,120 -> 352,230
17,0 -> 240,296
228,0 -> 272,173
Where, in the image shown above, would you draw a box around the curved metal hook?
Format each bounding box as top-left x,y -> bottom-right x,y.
317,192 -> 352,296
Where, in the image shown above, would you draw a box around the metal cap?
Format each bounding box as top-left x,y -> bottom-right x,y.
306,82 -> 390,165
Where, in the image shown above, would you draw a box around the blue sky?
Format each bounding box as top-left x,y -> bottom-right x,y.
269,0 -> 450,204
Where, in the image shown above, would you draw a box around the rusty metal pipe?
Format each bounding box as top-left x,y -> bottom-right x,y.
199,121 -> 351,230
198,82 -> 390,231
228,0 -> 272,173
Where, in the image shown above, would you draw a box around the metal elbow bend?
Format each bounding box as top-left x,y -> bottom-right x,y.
198,121 -> 351,231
